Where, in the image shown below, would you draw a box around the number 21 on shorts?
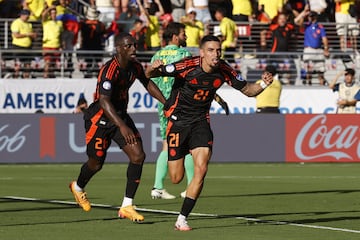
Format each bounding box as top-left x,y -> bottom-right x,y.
168,133 -> 179,147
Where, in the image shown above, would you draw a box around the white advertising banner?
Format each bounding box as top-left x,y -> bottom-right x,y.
0,79 -> 97,113
0,79 -> 358,113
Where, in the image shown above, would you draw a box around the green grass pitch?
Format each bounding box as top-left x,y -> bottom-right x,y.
1,163 -> 360,240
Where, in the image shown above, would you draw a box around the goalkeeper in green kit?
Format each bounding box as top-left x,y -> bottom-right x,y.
150,22 -> 229,199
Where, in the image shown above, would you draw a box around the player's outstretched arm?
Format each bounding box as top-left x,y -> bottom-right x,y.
146,80 -> 166,104
145,59 -> 164,78
240,72 -> 273,97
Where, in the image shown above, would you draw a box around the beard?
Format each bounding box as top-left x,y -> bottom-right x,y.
179,40 -> 187,47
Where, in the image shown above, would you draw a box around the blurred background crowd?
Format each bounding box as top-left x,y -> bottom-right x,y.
0,0 -> 359,85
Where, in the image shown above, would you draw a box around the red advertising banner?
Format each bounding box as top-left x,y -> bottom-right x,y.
39,117 -> 56,158
286,114 -> 360,162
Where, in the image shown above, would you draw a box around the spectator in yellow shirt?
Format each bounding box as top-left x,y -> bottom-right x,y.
42,6 -> 63,78
137,0 -> 164,51
181,7 -> 204,55
255,65 -> 282,113
22,0 -> 46,21
214,8 -> 238,53
231,0 -> 253,22
11,9 -> 37,78
258,0 -> 284,22
335,0 -> 359,53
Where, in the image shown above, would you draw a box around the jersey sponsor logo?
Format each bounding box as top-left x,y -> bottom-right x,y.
189,79 -> 198,85
165,64 -> 175,73
102,81 -> 111,90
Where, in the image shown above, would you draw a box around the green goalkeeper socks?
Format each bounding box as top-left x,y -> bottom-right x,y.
153,151 -> 168,190
154,152 -> 194,189
184,154 -> 194,186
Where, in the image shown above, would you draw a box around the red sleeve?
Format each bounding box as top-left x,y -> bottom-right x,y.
220,61 -> 247,90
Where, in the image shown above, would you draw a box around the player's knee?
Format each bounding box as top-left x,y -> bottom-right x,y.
87,158 -> 103,171
195,165 -> 208,178
170,174 -> 184,184
130,151 -> 146,165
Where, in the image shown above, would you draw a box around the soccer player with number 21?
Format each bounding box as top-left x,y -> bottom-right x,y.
146,35 -> 273,231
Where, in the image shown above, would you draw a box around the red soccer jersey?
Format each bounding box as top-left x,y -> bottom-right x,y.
162,56 -> 246,125
92,56 -> 150,113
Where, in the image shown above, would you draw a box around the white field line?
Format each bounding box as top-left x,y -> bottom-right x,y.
2,176 -> 360,181
2,195 -> 360,234
207,176 -> 360,179
234,216 -> 360,234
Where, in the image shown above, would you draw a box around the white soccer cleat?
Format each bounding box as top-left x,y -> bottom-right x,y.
180,190 -> 186,198
174,218 -> 192,231
151,188 -> 176,199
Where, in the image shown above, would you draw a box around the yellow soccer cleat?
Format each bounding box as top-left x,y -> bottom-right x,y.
118,205 -> 144,222
69,181 -> 91,212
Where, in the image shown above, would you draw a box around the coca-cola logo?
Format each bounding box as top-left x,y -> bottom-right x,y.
295,115 -> 360,161
0,124 -> 30,152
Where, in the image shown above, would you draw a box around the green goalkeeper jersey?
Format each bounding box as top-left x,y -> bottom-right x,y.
150,45 -> 192,100
151,44 -> 192,139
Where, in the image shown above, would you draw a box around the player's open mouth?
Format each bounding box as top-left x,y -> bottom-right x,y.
212,59 -> 219,64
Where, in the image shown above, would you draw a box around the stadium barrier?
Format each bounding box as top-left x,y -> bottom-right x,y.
0,113 -> 359,163
1,18 -> 360,85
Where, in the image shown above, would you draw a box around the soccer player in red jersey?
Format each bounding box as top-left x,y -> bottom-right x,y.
69,32 -> 166,222
146,35 -> 273,230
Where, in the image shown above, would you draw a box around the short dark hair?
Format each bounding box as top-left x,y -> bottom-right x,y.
20,9 -> 31,15
163,22 -> 185,44
200,35 -> 221,48
134,18 -> 143,24
265,65 -> 277,76
345,68 -> 355,76
216,8 -> 226,16
309,11 -> 318,18
115,32 -> 133,46
148,2 -> 159,15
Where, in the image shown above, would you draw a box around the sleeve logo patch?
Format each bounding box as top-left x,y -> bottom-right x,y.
236,74 -> 244,81
165,64 -> 175,73
102,81 -> 112,90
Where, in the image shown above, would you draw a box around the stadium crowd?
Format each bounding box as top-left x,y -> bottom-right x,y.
0,0 -> 359,85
